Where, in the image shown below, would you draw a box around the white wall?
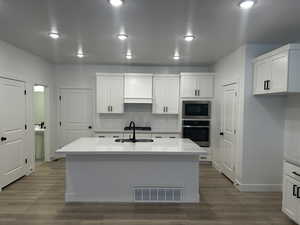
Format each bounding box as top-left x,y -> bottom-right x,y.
213,46 -> 246,178
0,40 -> 55,171
241,45 -> 286,188
284,95 -> 300,163
53,64 -> 209,149
213,44 -> 286,191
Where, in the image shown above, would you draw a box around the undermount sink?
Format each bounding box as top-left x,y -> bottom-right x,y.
115,138 -> 154,143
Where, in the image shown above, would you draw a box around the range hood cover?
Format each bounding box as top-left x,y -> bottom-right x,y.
124,98 -> 152,104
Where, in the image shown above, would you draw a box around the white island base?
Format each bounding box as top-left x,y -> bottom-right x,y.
58,138 -> 204,203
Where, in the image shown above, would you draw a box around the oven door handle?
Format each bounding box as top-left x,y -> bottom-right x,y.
183,125 -> 209,128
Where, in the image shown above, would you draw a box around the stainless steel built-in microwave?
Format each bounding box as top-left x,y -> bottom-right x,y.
182,101 -> 211,120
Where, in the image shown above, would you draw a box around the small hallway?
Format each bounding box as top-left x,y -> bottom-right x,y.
0,160 -> 295,225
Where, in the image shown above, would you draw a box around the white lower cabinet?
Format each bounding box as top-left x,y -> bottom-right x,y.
151,133 -> 180,138
123,133 -> 152,139
96,133 -> 123,138
282,162 -> 300,224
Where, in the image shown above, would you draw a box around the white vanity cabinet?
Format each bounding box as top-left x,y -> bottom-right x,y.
153,75 -> 179,114
96,74 -> 124,114
282,162 -> 300,224
180,73 -> 214,98
253,44 -> 300,95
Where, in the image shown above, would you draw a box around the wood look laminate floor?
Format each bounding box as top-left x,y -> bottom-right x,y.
0,159 -> 296,225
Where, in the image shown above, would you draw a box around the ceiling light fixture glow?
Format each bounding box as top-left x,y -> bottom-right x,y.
77,52 -> 85,58
126,53 -> 132,60
117,33 -> 128,40
239,0 -> 256,9
48,32 -> 60,39
184,35 -> 195,42
173,55 -> 180,60
108,0 -> 124,7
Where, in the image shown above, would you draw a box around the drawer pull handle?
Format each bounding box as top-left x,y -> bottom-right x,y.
293,185 -> 297,197
292,171 -> 300,177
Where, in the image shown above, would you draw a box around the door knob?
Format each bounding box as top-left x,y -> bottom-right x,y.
1,137 -> 7,142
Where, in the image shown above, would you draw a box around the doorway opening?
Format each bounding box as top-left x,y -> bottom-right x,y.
33,85 -> 48,168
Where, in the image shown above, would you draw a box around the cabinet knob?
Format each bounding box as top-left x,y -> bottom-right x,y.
220,132 -> 224,136
88,126 -> 92,129
1,137 -> 7,142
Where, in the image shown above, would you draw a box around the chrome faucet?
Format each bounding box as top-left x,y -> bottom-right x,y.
128,121 -> 136,142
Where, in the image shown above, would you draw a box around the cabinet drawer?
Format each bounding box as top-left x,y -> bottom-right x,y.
151,133 -> 180,139
285,162 -> 300,182
96,133 -> 123,138
123,133 -> 152,139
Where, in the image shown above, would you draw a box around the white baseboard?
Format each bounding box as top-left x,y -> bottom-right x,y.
51,152 -> 65,161
235,181 -> 282,192
212,161 -> 222,172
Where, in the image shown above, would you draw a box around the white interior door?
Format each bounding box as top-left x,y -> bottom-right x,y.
59,88 -> 93,147
221,83 -> 237,182
0,78 -> 26,189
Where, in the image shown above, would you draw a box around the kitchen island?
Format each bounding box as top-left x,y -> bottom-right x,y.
57,137 -> 205,203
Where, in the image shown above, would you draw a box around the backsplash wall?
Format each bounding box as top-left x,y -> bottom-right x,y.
54,64 -> 209,133
95,104 -> 179,132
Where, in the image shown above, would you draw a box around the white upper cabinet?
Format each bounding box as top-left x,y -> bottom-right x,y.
96,74 -> 124,114
253,44 -> 300,95
180,73 -> 214,98
124,73 -> 153,103
153,75 -> 179,114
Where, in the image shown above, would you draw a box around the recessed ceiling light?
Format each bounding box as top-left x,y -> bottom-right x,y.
173,55 -> 180,60
77,52 -> 85,58
108,0 -> 124,7
48,32 -> 60,39
117,33 -> 128,41
184,35 -> 195,42
239,0 -> 256,9
126,53 -> 132,60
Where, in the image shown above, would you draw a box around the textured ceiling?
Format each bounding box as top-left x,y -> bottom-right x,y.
0,0 -> 299,65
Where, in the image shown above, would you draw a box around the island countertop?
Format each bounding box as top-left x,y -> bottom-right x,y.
56,137 -> 205,155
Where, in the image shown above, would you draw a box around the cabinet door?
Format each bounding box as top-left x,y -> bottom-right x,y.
153,77 -> 166,114
153,76 -> 179,114
282,176 -> 300,222
253,59 -> 270,95
96,76 -> 111,113
270,52 -> 288,93
165,76 -> 179,113
124,74 -> 153,99
198,76 -> 214,98
181,76 -> 198,98
109,76 -> 124,113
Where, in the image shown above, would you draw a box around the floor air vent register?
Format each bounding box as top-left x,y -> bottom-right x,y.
133,186 -> 183,202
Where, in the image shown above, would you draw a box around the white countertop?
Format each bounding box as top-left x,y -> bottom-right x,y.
57,137 -> 206,155
285,154 -> 300,167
